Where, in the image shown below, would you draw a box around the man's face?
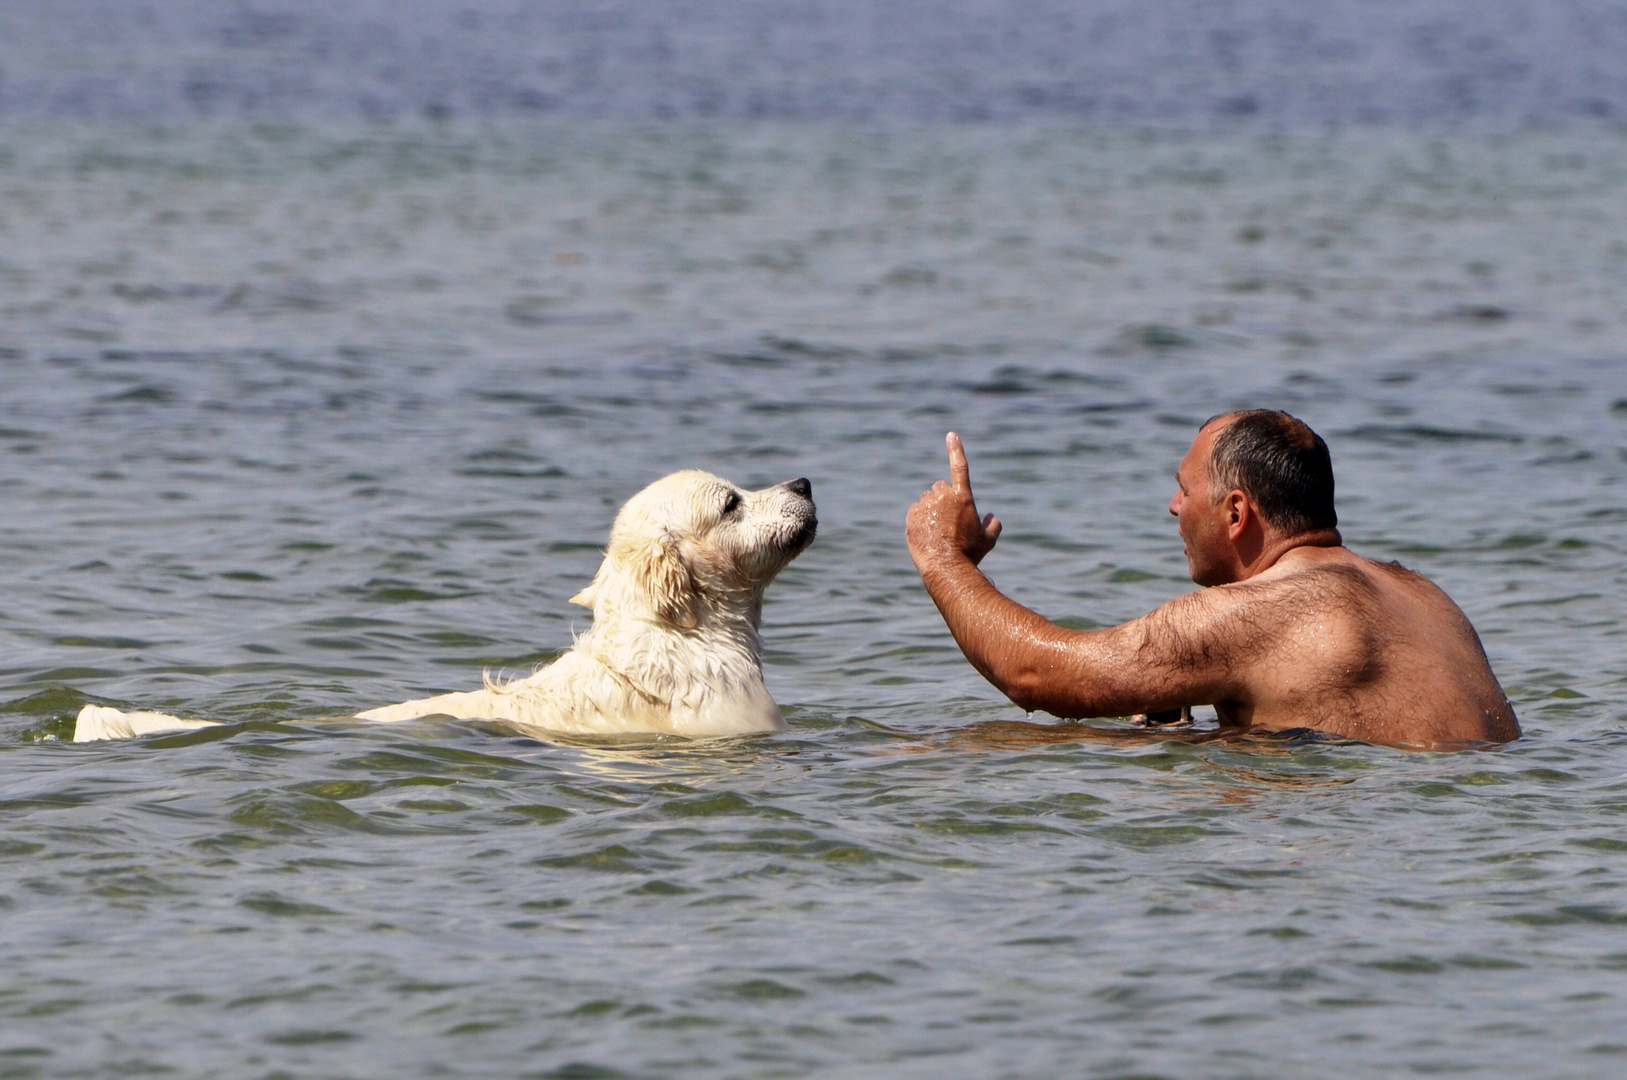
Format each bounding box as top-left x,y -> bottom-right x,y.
1169,422 -> 1235,587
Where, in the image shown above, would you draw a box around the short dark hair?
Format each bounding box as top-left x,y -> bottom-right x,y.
1203,410 -> 1337,534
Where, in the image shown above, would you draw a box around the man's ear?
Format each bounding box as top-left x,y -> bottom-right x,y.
615,533 -> 700,629
1224,489 -> 1251,540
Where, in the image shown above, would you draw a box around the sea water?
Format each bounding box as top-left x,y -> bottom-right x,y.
3,7 -> 1627,1079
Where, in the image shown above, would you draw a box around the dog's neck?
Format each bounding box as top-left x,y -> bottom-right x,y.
587,582 -> 769,654
694,578 -> 768,634
580,607 -> 765,703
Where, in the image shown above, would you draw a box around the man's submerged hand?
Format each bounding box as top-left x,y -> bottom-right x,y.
906,432 -> 1004,569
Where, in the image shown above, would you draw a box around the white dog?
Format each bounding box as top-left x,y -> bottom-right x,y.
73,470 -> 816,742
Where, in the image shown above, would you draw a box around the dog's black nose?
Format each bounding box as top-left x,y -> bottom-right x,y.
788,477 -> 812,499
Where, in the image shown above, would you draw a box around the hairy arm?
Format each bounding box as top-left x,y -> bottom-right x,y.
905,433 -> 1252,719
913,551 -> 1248,717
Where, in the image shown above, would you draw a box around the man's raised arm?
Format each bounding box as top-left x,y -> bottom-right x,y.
904,433 -> 1238,719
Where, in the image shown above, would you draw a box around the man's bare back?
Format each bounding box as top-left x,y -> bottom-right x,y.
904,413 -> 1519,748
1133,546 -> 1518,743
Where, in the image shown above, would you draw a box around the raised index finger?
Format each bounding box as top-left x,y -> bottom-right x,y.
946,431 -> 973,494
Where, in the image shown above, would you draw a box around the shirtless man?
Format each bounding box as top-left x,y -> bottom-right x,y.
904,410 -> 1520,746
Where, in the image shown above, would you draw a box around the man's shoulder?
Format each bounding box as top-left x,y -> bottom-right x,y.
1146,553 -> 1387,650
1269,550 -> 1456,613
1208,551 -> 1371,604
1246,546 -> 1425,596
1135,552 -> 1394,682
1215,549 -> 1459,638
1142,548 -> 1422,632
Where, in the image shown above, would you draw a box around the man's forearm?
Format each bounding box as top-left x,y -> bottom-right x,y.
913,549 -> 1106,715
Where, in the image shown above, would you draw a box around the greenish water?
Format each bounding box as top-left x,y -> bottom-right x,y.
1,122 -> 1626,1077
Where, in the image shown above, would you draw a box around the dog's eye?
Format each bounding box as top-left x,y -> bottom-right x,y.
721,492 -> 742,516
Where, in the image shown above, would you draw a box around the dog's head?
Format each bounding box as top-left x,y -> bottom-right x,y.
570,471 -> 817,629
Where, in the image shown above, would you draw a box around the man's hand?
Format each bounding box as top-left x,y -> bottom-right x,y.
905,432 -> 1003,568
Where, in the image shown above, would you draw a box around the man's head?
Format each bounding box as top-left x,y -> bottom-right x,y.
1169,410 -> 1338,585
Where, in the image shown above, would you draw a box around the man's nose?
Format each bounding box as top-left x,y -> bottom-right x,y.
1169,491 -> 1181,516
788,478 -> 812,499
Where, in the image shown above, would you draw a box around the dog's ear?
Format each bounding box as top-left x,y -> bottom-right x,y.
569,553 -> 604,608
580,533 -> 699,628
621,533 -> 700,629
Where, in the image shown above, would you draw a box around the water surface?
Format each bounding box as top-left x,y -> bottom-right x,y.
1,121 -> 1626,1077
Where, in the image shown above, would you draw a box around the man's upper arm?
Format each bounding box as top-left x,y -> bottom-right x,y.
1024,587 -> 1261,718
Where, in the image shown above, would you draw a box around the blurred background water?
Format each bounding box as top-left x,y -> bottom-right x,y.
3,4 -> 1627,1079
6,0 -> 1627,125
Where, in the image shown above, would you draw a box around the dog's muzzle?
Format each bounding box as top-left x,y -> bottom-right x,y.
780,477 -> 817,552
